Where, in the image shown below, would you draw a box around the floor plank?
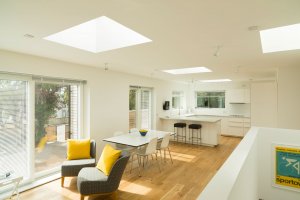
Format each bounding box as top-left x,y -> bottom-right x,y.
20,136 -> 241,200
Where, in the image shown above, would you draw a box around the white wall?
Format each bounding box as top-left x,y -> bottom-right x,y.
0,50 -> 188,159
251,81 -> 278,127
277,66 -> 300,130
188,81 -> 251,116
197,127 -> 259,200
198,127 -> 300,200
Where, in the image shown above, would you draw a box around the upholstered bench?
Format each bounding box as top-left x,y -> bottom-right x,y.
77,152 -> 130,200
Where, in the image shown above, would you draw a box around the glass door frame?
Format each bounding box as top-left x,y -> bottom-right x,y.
129,86 -> 153,130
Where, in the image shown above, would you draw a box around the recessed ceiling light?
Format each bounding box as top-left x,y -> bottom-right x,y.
44,16 -> 152,53
201,79 -> 232,83
260,23 -> 300,53
162,67 -> 212,75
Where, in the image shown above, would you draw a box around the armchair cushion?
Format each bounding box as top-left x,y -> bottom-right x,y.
77,152 -> 130,195
67,139 -> 91,160
97,144 -> 121,176
62,158 -> 96,177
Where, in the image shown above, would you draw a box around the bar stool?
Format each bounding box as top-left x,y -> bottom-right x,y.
174,122 -> 187,143
188,124 -> 202,145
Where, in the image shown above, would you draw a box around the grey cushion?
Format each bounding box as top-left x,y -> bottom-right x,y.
77,152 -> 130,195
62,158 -> 96,177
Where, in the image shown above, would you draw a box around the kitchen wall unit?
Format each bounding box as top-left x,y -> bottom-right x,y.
227,89 -> 250,104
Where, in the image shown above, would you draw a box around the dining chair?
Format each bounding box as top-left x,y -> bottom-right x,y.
135,137 -> 160,176
157,133 -> 173,164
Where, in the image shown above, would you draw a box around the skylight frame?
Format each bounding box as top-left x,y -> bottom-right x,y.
44,16 -> 152,53
260,23 -> 300,53
162,67 -> 212,75
201,79 -> 232,83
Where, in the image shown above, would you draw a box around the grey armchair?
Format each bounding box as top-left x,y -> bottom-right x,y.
77,152 -> 130,200
61,140 -> 96,187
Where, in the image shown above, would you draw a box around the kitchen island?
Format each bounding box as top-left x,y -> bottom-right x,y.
160,115 -> 221,146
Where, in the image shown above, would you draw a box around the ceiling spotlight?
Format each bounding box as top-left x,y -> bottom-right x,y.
104,63 -> 108,71
24,34 -> 35,38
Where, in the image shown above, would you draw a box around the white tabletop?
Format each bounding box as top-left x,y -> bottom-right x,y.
103,130 -> 174,147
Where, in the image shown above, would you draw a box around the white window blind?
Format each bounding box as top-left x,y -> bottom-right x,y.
70,85 -> 78,139
0,79 -> 28,179
140,89 -> 151,129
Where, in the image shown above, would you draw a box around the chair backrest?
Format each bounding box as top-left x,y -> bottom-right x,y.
90,140 -> 96,159
160,133 -> 171,149
107,152 -> 130,191
129,128 -> 138,133
145,137 -> 158,155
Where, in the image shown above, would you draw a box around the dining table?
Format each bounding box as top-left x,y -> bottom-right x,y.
102,130 -> 174,147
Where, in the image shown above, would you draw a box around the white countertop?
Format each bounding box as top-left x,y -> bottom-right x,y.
160,115 -> 221,123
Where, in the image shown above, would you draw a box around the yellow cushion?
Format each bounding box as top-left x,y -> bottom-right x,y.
97,144 -> 121,176
67,139 -> 91,160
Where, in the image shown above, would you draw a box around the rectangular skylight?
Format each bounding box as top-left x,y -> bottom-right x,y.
162,67 -> 212,75
44,16 -> 152,53
201,79 -> 232,83
260,23 -> 300,53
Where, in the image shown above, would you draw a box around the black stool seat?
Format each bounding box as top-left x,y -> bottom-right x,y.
174,123 -> 187,128
188,124 -> 202,129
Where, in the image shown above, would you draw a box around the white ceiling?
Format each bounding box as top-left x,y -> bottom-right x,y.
0,0 -> 300,82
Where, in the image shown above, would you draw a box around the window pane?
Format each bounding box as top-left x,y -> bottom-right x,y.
129,89 -> 136,129
140,90 -> 151,129
0,79 -> 28,180
35,82 -> 78,173
196,91 -> 225,108
172,96 -> 180,109
172,91 -> 184,109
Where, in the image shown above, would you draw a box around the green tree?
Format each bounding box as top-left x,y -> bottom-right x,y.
35,83 -> 69,145
129,89 -> 136,110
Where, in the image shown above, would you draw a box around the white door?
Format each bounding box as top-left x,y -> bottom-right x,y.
129,87 -> 152,130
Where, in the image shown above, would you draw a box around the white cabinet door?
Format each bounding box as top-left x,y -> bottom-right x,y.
227,126 -> 244,137
228,89 -> 250,103
221,117 -> 228,135
226,117 -> 251,137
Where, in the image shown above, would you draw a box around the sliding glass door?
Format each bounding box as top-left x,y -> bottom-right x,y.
34,82 -> 79,174
0,79 -> 29,180
0,74 -> 83,194
129,87 -> 152,130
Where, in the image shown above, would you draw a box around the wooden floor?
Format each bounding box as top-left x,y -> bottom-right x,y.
20,136 -> 241,200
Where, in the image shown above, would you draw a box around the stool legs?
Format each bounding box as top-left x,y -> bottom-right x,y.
189,128 -> 202,145
174,127 -> 187,143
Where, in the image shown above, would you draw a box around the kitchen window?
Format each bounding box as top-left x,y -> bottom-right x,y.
172,91 -> 184,109
195,91 -> 225,108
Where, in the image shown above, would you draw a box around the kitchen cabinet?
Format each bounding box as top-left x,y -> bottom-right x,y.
222,117 -> 251,137
227,89 -> 250,104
